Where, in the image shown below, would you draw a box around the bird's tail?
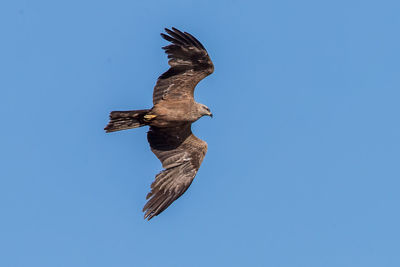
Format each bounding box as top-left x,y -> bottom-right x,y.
104,109 -> 150,133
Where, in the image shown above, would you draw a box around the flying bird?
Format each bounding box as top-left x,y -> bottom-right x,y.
105,27 -> 214,220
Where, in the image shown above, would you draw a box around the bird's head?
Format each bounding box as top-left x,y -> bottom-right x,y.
199,104 -> 213,118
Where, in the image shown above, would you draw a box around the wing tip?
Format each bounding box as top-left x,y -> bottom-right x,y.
161,27 -> 206,50
143,212 -> 153,221
143,206 -> 155,221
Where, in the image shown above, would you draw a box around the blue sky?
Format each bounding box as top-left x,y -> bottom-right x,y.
1,0 -> 399,266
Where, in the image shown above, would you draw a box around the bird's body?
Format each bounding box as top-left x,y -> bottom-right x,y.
147,100 -> 204,127
105,28 -> 214,220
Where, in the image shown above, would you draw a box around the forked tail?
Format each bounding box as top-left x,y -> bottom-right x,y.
104,109 -> 150,133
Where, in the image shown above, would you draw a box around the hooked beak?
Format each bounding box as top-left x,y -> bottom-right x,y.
209,112 -> 213,118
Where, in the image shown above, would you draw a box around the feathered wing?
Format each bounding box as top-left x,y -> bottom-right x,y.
143,124 -> 208,220
153,27 -> 214,104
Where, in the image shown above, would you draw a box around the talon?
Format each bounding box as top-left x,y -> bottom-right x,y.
144,114 -> 157,121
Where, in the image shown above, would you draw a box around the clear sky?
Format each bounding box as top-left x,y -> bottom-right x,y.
1,0 -> 399,266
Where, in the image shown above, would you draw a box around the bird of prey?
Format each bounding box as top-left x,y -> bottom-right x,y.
104,27 -> 214,220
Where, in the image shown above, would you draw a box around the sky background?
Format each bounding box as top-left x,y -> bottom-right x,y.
1,0 -> 400,266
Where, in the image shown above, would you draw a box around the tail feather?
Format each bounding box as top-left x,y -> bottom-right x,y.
104,109 -> 150,133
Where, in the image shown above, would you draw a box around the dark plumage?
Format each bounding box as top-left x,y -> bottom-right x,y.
104,27 -> 214,220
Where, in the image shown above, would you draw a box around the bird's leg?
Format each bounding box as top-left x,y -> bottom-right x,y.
143,114 -> 157,122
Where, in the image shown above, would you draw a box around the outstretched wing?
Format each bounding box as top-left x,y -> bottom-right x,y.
144,124 -> 208,220
153,27 -> 214,104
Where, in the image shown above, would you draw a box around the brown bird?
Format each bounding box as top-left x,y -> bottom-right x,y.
104,27 -> 214,220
